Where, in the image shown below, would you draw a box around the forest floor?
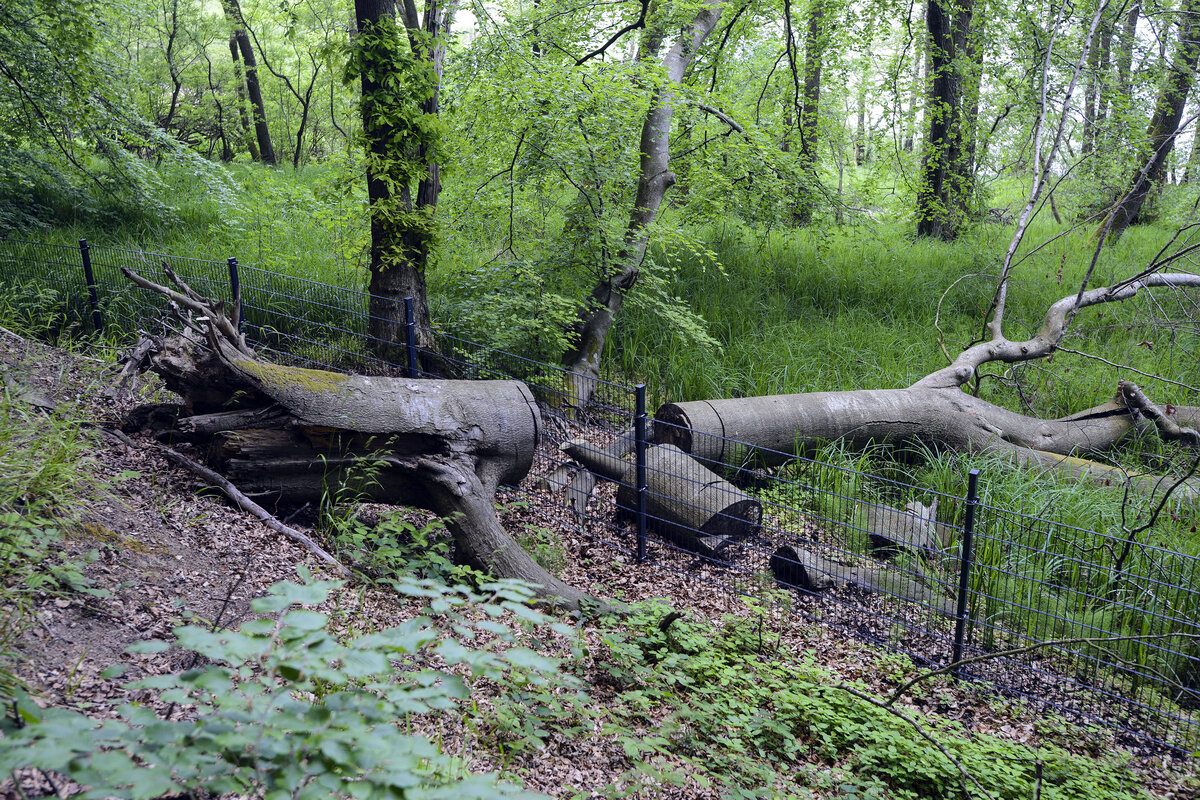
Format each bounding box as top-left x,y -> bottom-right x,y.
2,328 -> 1198,799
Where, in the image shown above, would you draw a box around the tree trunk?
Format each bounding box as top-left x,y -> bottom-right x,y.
902,3 -> 925,154
562,0 -> 724,409
1116,2 -> 1139,98
655,274 -> 1200,498
120,268 -> 598,611
854,52 -> 869,166
222,0 -> 276,166
355,0 -> 448,362
228,34 -> 260,162
1105,0 -> 1200,239
916,0 -> 976,240
791,0 -> 824,224
563,440 -> 762,556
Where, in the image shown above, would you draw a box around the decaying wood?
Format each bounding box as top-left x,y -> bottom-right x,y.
118,267 -> 603,612
769,544 -> 955,615
562,439 -> 762,556
159,443 -> 351,577
864,498 -> 956,555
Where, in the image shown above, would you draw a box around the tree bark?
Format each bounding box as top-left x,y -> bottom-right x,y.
562,0 -> 724,409
916,0 -> 976,240
1116,1 -> 1140,99
354,0 -> 448,362
791,0 -> 824,224
902,3 -> 925,154
222,0 -> 276,166
1104,0 -> 1200,239
563,440 -> 762,556
228,34 -> 260,162
120,267 -> 599,611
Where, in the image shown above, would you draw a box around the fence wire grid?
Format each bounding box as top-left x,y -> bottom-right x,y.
2,237 -> 1198,756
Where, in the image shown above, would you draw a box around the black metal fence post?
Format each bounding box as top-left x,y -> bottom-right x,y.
226,257 -> 244,335
78,239 -> 104,334
635,384 -> 648,562
404,297 -> 418,378
951,468 -> 981,676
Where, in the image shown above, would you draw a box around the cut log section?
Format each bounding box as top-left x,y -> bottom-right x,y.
770,544 -> 955,615
862,498 -> 957,555
562,440 -> 762,556
768,545 -> 843,591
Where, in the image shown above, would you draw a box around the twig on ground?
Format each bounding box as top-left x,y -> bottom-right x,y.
883,631 -> 1200,709
98,427 -> 349,577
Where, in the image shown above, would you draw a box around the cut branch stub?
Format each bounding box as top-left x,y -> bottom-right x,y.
563,440 -> 762,555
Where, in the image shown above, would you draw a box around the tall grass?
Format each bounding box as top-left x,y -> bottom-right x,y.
610,218 -> 1199,416
770,439 -> 1200,745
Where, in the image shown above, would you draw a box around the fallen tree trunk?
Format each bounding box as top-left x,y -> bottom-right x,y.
562,440 -> 762,556
656,386 -> 1200,500
120,266 -> 601,612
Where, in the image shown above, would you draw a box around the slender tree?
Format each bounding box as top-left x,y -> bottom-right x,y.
222,0 -> 276,165
563,0 -> 725,406
1105,0 -> 1200,238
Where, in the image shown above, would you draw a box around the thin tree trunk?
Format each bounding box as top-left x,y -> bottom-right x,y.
1105,0 -> 1200,239
792,0 -> 824,224
222,0 -> 276,165
961,1 -> 984,177
1116,1 -> 1139,97
855,53 -> 869,165
228,34 -> 260,162
916,0 -> 976,240
562,0 -> 724,407
202,48 -> 234,162
902,4 -> 925,153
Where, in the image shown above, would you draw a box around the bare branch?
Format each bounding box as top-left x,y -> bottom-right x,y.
987,0 -> 1109,341
689,101 -> 743,132
915,273 -> 1200,389
575,0 -> 650,65
120,266 -> 253,357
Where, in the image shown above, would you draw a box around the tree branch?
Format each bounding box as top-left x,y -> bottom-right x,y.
575,0 -> 650,65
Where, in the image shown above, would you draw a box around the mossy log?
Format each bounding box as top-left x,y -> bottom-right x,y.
118,265 -> 599,611
562,440 -> 762,556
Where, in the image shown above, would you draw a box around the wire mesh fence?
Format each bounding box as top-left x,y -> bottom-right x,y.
1,237 -> 1198,755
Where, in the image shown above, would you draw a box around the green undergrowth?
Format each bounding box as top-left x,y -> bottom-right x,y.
487,599 -> 1152,800
760,440 -> 1200,748
2,573 -> 558,800
0,350 -> 110,701
0,565 -> 1164,800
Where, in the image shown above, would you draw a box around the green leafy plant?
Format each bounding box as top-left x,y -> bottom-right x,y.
0,386 -> 105,700
2,572 -> 562,799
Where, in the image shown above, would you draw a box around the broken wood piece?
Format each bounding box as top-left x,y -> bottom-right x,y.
562,440 -> 762,556
769,545 -> 845,591
769,543 -> 955,615
863,498 -> 957,555
154,442 -> 350,577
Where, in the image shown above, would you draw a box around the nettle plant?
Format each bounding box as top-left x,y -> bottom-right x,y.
1,571 -> 567,799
